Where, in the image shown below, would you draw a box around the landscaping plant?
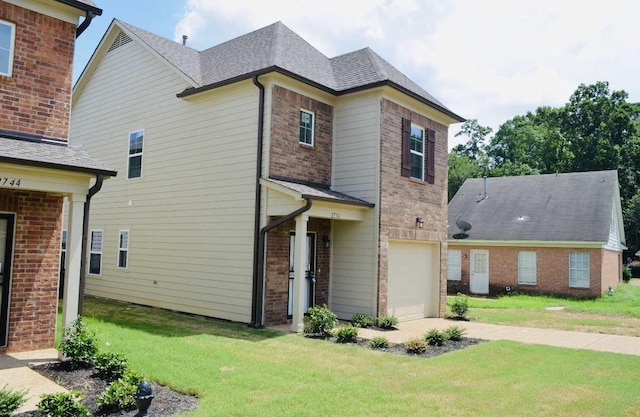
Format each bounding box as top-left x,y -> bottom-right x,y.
94,351 -> 129,382
350,313 -> 375,328
404,338 -> 428,354
424,328 -> 447,346
376,315 -> 398,330
622,266 -> 631,283
97,370 -> 144,411
37,391 -> 91,417
303,305 -> 338,337
59,317 -> 98,369
449,292 -> 470,320
0,386 -> 26,417
444,325 -> 466,341
334,325 -> 359,343
369,336 -> 390,349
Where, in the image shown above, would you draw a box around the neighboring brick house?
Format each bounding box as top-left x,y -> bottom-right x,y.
447,171 -> 625,298
70,20 -> 464,331
0,0 -> 115,352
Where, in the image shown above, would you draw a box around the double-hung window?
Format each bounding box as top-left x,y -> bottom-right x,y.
118,230 -> 129,269
299,110 -> 314,146
518,251 -> 537,285
410,124 -> 425,180
401,118 -> 435,183
447,249 -> 462,281
89,230 -> 103,275
0,20 -> 16,77
569,252 -> 589,288
127,130 -> 144,179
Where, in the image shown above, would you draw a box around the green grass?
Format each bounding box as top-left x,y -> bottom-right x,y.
73,297 -> 640,416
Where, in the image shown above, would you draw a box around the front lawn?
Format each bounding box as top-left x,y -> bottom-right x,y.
77,297 -> 640,416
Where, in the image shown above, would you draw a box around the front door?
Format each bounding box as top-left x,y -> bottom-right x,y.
469,250 -> 489,294
288,232 -> 316,317
0,214 -> 15,347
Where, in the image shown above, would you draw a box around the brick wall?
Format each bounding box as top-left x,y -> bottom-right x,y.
264,218 -> 330,325
601,249 -> 622,293
378,99 -> 449,317
448,245 -> 614,298
269,85 -> 333,185
0,3 -> 75,140
0,189 -> 63,352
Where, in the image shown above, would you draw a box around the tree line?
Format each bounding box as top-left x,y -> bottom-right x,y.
449,81 -> 640,258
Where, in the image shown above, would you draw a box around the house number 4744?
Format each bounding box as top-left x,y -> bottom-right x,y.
0,177 -> 21,187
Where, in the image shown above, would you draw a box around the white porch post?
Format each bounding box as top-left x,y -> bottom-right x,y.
291,214 -> 308,333
62,193 -> 86,329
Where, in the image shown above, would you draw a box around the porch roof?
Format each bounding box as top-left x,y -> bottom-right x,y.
264,177 -> 374,207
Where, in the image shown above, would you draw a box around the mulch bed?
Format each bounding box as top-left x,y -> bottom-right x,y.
337,336 -> 483,358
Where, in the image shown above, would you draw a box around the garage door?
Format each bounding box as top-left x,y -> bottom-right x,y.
387,240 -> 439,321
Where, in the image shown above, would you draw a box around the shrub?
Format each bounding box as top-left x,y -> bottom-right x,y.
94,351 -> 128,381
303,305 -> 338,337
622,266 -> 632,283
350,313 -> 375,328
59,317 -> 98,369
0,386 -> 26,417
404,338 -> 428,354
376,315 -> 398,330
334,325 -> 359,343
97,370 -> 143,411
37,391 -> 91,417
444,325 -> 466,341
424,328 -> 447,346
369,337 -> 390,350
449,293 -> 469,320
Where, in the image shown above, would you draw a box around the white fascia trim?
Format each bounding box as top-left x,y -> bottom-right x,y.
5,0 -> 81,24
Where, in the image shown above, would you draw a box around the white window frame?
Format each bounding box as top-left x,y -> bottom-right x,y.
117,230 -> 129,269
127,129 -> 144,179
88,230 -> 103,276
410,123 -> 425,180
0,20 -> 16,77
299,109 -> 314,146
447,249 -> 462,281
569,252 -> 590,288
518,251 -> 537,285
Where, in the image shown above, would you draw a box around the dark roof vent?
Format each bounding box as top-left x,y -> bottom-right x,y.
108,31 -> 132,52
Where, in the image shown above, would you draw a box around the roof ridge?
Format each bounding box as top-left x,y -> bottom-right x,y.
362,47 -> 389,80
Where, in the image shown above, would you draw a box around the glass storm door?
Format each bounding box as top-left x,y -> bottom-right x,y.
288,232 -> 316,317
0,214 -> 15,347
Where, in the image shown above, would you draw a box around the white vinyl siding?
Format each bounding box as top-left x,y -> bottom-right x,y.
517,251 -> 536,285
118,230 -> 128,269
89,230 -> 103,275
447,249 -> 461,281
0,20 -> 15,77
299,109 -> 314,146
569,252 -> 590,288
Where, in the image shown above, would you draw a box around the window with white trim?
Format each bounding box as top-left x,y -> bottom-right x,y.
518,251 -> 537,285
447,249 -> 461,281
0,20 -> 16,77
118,230 -> 129,269
299,110 -> 314,146
89,230 -> 103,275
410,123 -> 425,180
569,252 -> 589,288
127,130 -> 144,179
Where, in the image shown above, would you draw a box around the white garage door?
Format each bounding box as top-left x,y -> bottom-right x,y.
387,240 -> 439,321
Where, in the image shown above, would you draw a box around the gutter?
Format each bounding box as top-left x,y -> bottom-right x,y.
77,175 -> 103,315
75,10 -> 97,38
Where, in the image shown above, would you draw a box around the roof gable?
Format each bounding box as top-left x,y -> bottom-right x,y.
448,170 -> 621,243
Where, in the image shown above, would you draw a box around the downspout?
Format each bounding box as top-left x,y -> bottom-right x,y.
77,175 -> 103,315
75,10 -> 96,38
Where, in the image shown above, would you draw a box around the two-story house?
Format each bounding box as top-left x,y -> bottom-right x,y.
71,20 -> 464,331
0,0 -> 114,352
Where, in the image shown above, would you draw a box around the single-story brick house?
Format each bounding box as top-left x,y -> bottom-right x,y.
447,170 -> 625,297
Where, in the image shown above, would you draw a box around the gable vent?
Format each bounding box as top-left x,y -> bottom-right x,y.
108,31 -> 133,52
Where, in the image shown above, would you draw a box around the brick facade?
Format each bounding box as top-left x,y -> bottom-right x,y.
0,190 -> 63,352
264,218 -> 330,325
378,98 -> 449,317
447,245 -> 621,298
269,85 -> 333,185
0,3 -> 75,140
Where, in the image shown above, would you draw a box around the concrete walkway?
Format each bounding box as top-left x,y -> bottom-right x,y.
359,318 -> 640,356
0,349 -> 66,413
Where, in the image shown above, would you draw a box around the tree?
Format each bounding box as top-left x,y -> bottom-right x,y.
624,188 -> 640,258
448,119 -> 492,200
448,152 -> 484,201
452,119 -> 492,160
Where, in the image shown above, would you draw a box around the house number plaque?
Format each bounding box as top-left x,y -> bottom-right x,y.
0,177 -> 21,187
331,212 -> 341,219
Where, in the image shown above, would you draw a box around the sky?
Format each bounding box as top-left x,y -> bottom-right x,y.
73,0 -> 640,150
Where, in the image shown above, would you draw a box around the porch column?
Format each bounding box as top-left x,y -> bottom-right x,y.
291,214 -> 309,333
62,193 -> 86,329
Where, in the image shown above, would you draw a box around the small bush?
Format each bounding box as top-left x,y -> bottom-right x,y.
0,386 -> 26,417
622,266 -> 632,283
444,325 -> 466,341
404,338 -> 428,354
376,315 -> 398,330
350,313 -> 375,328
303,305 -> 338,337
334,325 -> 359,343
97,370 -> 143,411
449,293 -> 469,320
37,391 -> 91,417
424,328 -> 447,346
59,317 -> 98,369
94,351 -> 128,381
369,337 -> 390,350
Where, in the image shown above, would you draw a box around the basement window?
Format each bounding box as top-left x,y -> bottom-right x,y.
0,20 -> 16,77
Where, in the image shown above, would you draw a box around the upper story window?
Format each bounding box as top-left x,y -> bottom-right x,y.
401,118 -> 435,184
410,124 -> 425,180
128,130 -> 144,179
299,110 -> 314,146
0,20 -> 16,77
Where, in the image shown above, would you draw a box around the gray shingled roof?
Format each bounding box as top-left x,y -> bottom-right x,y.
448,171 -> 619,242
0,137 -> 116,176
267,178 -> 374,207
114,20 -> 462,121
